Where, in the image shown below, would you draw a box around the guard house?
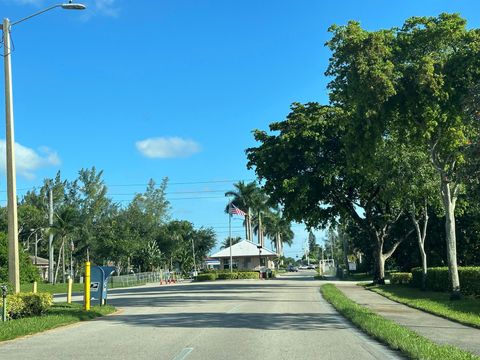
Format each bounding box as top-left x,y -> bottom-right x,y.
29,256 -> 51,281
210,240 -> 277,271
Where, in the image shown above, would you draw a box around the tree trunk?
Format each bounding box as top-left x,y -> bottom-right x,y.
441,180 -> 461,299
258,211 -> 262,246
62,240 -> 66,283
54,240 -> 64,284
247,208 -> 252,241
374,242 -> 386,285
411,205 -> 429,291
342,231 -> 349,275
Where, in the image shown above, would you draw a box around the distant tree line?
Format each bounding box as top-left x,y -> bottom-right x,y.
0,167 -> 216,283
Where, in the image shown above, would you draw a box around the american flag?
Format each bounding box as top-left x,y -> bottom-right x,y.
229,203 -> 246,217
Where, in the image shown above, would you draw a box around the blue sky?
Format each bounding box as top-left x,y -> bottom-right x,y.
1,0 -> 479,258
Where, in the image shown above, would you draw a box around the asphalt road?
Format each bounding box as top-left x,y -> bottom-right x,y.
0,271 -> 403,360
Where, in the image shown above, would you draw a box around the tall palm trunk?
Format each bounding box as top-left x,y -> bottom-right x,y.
54,239 -> 65,284
62,240 -> 66,283
258,211 -> 263,247
248,208 -> 253,241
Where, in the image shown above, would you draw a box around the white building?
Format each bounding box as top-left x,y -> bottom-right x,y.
210,240 -> 277,271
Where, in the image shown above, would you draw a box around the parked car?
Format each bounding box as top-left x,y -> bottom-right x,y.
287,265 -> 299,272
307,265 -> 315,270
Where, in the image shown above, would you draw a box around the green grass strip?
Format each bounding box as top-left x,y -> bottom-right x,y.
368,285 -> 480,329
21,283 -> 85,295
321,284 -> 479,360
0,303 -> 116,342
20,281 -> 149,295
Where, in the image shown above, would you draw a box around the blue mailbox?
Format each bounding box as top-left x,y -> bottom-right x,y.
90,266 -> 116,306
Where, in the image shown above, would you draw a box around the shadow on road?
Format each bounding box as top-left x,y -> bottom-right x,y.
103,312 -> 346,331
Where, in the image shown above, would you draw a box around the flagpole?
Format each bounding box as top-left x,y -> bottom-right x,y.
229,203 -> 233,273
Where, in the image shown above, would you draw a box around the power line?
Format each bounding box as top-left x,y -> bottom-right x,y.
0,178 -> 257,193
109,179 -> 256,187
108,189 -> 231,196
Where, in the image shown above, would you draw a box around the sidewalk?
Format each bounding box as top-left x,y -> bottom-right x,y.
336,283 -> 480,356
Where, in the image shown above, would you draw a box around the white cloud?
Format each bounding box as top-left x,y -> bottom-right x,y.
94,0 -> 119,17
79,0 -> 120,21
0,140 -> 61,179
136,137 -> 201,159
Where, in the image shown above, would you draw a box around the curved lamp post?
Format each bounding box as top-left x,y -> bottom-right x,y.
1,2 -> 86,293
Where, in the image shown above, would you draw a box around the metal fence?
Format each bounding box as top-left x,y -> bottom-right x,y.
109,271 -> 183,288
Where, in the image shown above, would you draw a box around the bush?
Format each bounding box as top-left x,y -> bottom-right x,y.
390,272 -> 412,285
195,273 -> 217,281
0,233 -> 41,284
411,267 -> 480,296
236,271 -> 259,279
5,292 -> 52,319
217,272 -> 238,280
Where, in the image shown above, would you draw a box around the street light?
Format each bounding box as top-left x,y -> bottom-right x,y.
1,2 -> 86,293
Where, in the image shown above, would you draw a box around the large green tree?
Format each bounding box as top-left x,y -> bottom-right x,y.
247,103 -> 416,283
326,13 -> 480,296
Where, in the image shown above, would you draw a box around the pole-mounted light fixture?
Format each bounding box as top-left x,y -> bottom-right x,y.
2,2 -> 85,293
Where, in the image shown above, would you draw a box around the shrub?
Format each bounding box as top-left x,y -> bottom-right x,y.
195,273 -> 217,281
390,272 -> 412,285
217,272 -> 238,280
411,267 -> 480,296
0,233 -> 41,284
5,292 -> 52,319
236,272 -> 259,279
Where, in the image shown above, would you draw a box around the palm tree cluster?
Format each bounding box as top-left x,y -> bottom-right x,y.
224,181 -> 294,256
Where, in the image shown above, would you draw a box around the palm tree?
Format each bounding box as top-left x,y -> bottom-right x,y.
51,206 -> 79,283
225,181 -> 261,241
220,236 -> 242,249
262,211 -> 294,258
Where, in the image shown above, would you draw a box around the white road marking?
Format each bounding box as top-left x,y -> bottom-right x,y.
227,303 -> 244,313
172,347 -> 194,360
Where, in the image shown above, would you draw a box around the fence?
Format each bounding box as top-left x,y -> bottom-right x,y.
109,271 -> 184,288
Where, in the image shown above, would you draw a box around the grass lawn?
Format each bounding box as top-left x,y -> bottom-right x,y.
20,280 -> 150,295
0,303 -> 116,342
368,285 -> 480,328
321,284 -> 479,360
21,282 -> 84,295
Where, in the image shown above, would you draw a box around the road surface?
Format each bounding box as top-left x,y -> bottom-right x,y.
0,271 -> 402,359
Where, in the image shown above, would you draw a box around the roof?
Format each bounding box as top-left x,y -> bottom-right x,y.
210,240 -> 277,258
29,255 -> 51,265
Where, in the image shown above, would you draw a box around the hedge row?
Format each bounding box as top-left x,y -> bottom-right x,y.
411,267 -> 480,296
390,272 -> 413,285
4,292 -> 53,319
195,271 -> 260,281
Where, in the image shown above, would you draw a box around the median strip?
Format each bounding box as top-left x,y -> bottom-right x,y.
320,284 -> 479,360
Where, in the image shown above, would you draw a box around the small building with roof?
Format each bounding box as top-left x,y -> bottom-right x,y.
29,255 -> 51,281
210,240 -> 277,271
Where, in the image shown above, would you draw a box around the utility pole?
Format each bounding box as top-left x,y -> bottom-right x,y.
48,187 -> 54,283
3,18 -> 20,293
191,237 -> 197,275
34,231 -> 38,265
